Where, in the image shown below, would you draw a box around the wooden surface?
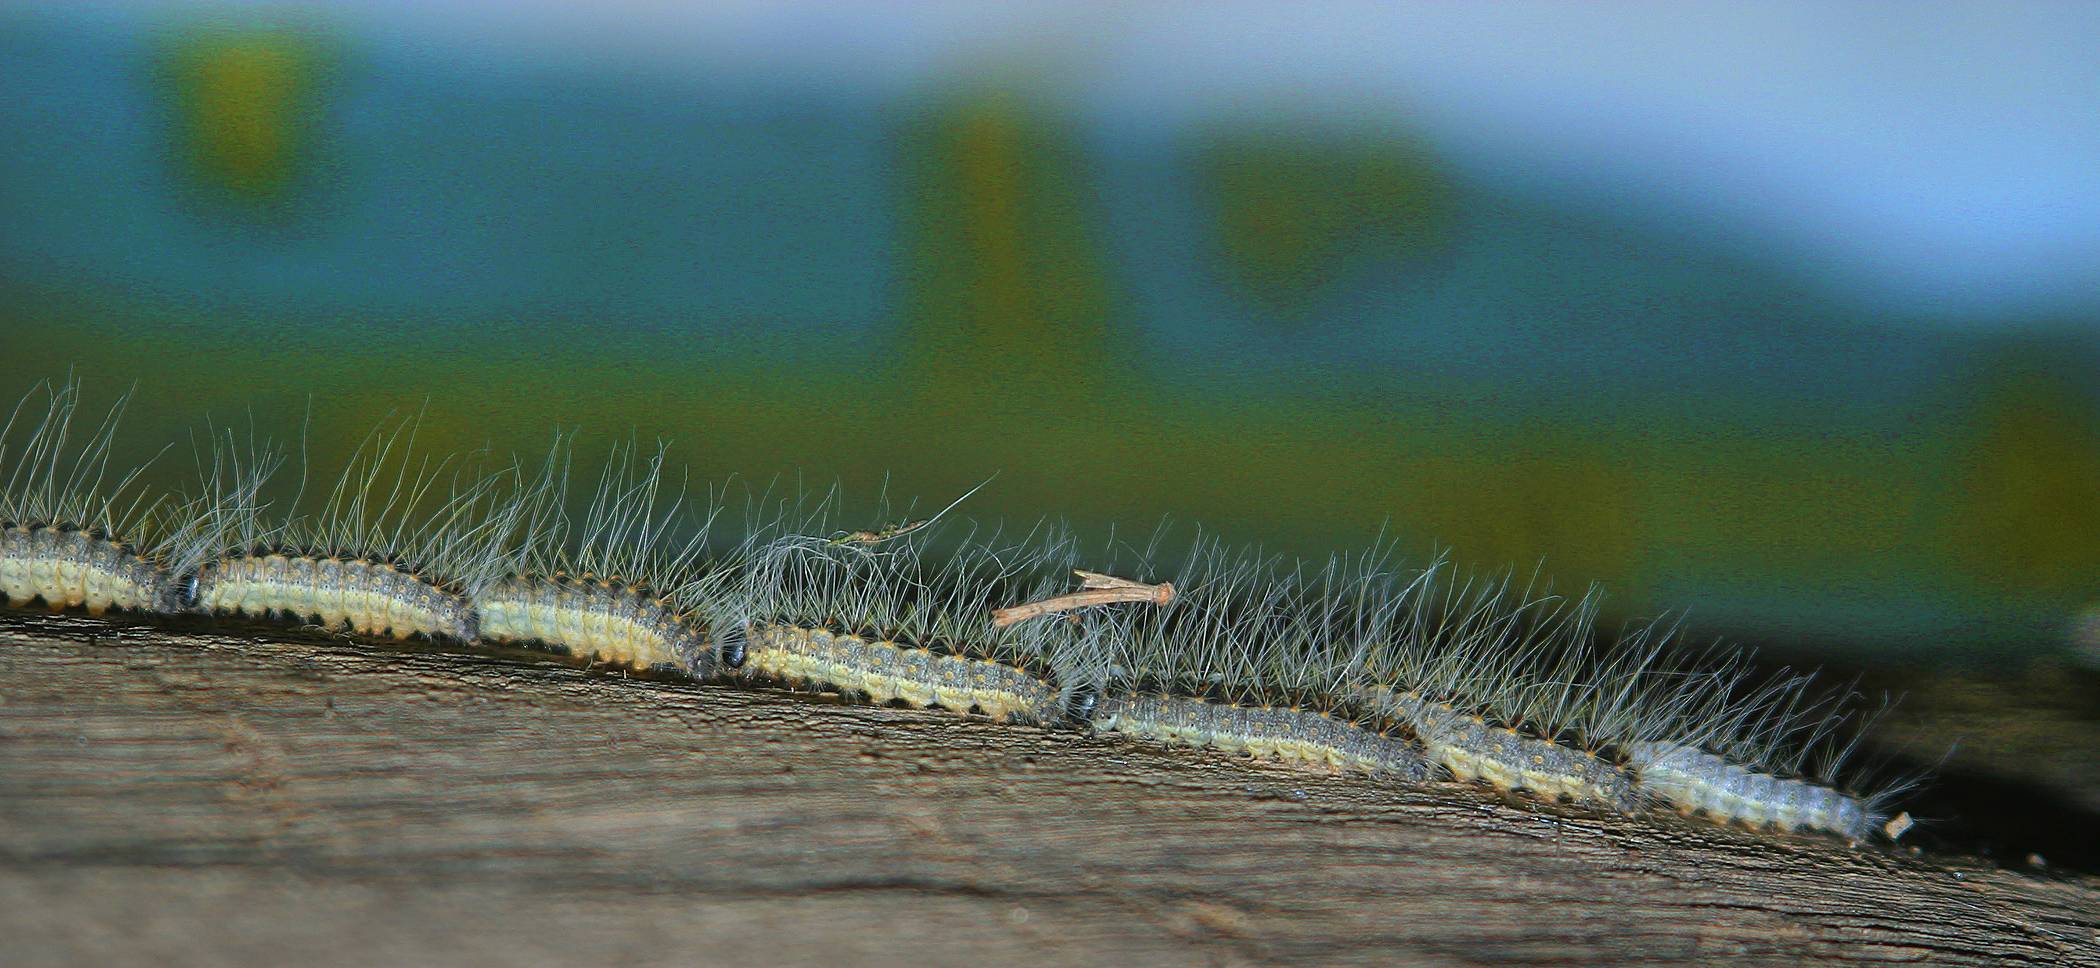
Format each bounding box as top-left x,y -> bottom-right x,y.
2,611 -> 2096,968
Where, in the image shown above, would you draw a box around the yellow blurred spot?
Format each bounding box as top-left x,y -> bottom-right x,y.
165,27 -> 326,202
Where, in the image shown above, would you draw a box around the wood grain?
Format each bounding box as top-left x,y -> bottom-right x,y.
2,612 -> 2095,967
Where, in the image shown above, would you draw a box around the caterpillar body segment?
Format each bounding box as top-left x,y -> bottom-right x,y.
476,573 -> 708,674
187,552 -> 476,641
1092,692 -> 1429,779
0,524 -> 166,614
1626,742 -> 1879,841
742,620 -> 1063,723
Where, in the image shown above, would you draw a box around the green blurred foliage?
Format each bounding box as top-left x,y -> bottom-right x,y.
1948,346 -> 2100,605
1201,126 -> 1455,318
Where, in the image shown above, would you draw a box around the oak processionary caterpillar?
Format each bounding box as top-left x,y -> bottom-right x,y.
472,436 -> 716,674
0,378 -> 1916,845
721,491 -> 1096,725
0,379 -> 243,615
1082,539 -> 1430,780
0,380 -> 166,613
179,417 -> 515,643
1627,742 -> 1882,842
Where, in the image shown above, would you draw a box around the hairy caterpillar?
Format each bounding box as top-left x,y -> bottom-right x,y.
182,417 -> 520,642
1090,694 -> 1430,779
0,379 -> 263,615
718,487 -> 1099,725
741,622 -> 1065,723
1626,743 -> 1882,840
0,379 -> 166,613
1618,658 -> 1906,841
1346,568 -> 1650,812
1083,537 -> 1430,780
472,436 -> 717,675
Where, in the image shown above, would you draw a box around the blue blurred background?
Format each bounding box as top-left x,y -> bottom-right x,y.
4,1 -> 2098,666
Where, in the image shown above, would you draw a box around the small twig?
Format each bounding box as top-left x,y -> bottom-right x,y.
991,570 -> 1174,628
1075,570 -> 1154,591
823,475 -> 996,548
828,519 -> 930,547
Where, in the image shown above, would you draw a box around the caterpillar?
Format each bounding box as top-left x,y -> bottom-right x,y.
181,416 -> 521,642
1083,536 -> 1430,780
471,435 -> 718,676
1089,694 -> 1431,779
717,486 -> 1099,725
0,379 -> 266,615
1347,567 -> 1650,812
1619,657 -> 1908,841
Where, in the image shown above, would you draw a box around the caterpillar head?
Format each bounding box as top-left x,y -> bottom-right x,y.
717,628 -> 747,670
164,570 -> 203,613
1058,681 -> 1101,727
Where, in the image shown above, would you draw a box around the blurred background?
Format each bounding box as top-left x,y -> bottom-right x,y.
3,3 -> 2098,825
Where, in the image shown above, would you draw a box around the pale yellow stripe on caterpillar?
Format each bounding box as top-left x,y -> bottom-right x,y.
0,524 -> 166,614
1358,684 -> 1639,812
1625,742 -> 1882,842
187,553 -> 476,641
741,621 -> 1062,723
1090,693 -> 1430,779
475,574 -> 709,674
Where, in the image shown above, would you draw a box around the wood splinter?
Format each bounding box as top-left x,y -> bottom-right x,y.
990,570 -> 1175,628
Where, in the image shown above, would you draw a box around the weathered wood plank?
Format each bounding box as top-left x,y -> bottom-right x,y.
2,612 -> 2095,967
